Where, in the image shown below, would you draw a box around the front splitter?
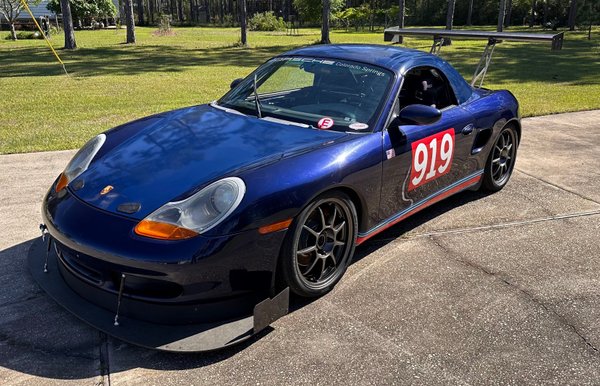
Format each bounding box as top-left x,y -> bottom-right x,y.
28,237 -> 289,352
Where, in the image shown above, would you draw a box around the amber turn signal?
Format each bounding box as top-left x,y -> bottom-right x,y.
55,173 -> 69,192
134,220 -> 198,240
258,219 -> 293,235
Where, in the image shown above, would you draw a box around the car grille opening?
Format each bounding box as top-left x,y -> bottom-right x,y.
54,240 -> 183,300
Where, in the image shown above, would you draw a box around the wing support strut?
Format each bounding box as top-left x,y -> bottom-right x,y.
429,36 -> 445,55
471,38 -> 499,88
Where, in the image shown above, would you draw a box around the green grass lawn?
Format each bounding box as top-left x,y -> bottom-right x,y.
1,26 -> 599,154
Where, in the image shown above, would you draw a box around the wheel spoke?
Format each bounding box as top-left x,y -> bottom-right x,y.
330,206 -> 337,227
302,255 -> 320,275
495,145 -> 502,154
334,240 -> 345,247
506,143 -> 513,153
492,157 -> 501,164
303,225 -> 319,238
316,258 -> 326,281
297,245 -> 316,256
333,221 -> 346,235
329,251 -> 337,266
318,207 -> 326,230
493,166 -> 502,178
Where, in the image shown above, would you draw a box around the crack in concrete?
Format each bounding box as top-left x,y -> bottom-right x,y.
363,209 -> 600,246
0,330 -> 96,361
0,293 -> 44,309
96,332 -> 111,386
0,293 -> 43,308
429,236 -> 600,356
515,168 -> 600,205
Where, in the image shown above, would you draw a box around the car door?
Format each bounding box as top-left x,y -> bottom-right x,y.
378,66 -> 479,223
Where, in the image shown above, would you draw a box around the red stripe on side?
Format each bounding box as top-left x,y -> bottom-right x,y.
355,175 -> 482,245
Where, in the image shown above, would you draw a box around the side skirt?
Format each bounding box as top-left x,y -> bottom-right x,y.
356,171 -> 484,245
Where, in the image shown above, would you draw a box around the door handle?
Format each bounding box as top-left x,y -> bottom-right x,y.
461,124 -> 474,135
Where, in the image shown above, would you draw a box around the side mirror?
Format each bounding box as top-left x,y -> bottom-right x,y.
230,78 -> 243,89
398,104 -> 442,126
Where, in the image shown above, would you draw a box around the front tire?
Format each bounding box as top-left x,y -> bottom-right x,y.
280,191 -> 357,298
481,125 -> 518,192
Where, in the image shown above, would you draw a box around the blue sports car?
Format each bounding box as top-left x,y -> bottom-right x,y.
33,44 -> 520,351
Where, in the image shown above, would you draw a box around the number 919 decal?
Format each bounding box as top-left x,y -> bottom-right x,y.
409,128 -> 455,191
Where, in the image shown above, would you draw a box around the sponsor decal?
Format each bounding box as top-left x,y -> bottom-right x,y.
317,117 -> 334,130
409,128 -> 455,191
349,122 -> 369,130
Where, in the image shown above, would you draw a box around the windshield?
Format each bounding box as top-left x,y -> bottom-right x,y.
217,56 -> 394,132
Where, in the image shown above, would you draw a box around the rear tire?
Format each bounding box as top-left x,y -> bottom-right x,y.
280,191 -> 357,298
481,125 -> 518,192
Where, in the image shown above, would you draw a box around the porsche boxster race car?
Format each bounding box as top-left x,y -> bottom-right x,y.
32,44 -> 520,351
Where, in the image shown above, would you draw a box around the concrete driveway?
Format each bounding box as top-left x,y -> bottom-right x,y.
1,110 -> 599,385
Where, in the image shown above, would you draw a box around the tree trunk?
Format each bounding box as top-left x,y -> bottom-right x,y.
529,0 -> 535,27
497,0 -> 506,32
588,2 -> 592,39
9,23 -> 17,40
466,0 -> 473,26
567,0 -> 577,31
124,0 -> 136,43
398,0 -> 405,28
177,0 -> 183,22
321,0 -> 331,44
504,0 -> 512,27
137,0 -> 144,25
148,0 -> 154,24
444,0 -> 455,45
239,0 -> 247,46
396,0 -> 405,43
542,0 -> 547,25
60,0 -> 77,49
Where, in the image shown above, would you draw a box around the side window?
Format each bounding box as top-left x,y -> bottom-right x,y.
399,67 -> 458,110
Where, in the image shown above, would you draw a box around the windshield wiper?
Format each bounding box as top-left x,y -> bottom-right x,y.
253,73 -> 262,118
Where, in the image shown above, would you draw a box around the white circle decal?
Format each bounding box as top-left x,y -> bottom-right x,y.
349,122 -> 369,130
317,117 -> 334,129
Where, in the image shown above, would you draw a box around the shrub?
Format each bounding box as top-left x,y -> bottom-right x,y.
152,14 -> 176,36
158,14 -> 172,33
222,13 -> 235,27
5,31 -> 44,40
248,11 -> 286,31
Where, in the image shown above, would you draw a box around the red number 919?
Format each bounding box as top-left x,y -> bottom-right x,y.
408,128 -> 455,191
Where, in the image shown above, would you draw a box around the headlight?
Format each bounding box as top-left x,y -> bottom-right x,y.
55,134 -> 106,192
134,177 -> 246,240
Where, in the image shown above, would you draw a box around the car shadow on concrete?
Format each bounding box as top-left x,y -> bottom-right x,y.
0,189 -> 488,379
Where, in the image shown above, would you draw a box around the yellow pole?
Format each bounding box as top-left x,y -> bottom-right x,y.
19,0 -> 69,75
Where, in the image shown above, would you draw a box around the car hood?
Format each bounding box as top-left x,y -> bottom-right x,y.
72,104 -> 347,219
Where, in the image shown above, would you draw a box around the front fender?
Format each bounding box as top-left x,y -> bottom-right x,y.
207,133 -> 384,236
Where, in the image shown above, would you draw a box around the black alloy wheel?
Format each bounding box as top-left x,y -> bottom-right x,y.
481,125 -> 518,192
280,191 -> 357,297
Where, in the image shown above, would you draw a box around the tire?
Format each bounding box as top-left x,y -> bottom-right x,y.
280,191 -> 358,298
481,124 -> 518,192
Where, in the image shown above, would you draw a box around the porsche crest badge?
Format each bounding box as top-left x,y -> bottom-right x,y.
100,185 -> 114,195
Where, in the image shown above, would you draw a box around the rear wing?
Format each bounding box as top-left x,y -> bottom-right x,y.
384,28 -> 564,88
